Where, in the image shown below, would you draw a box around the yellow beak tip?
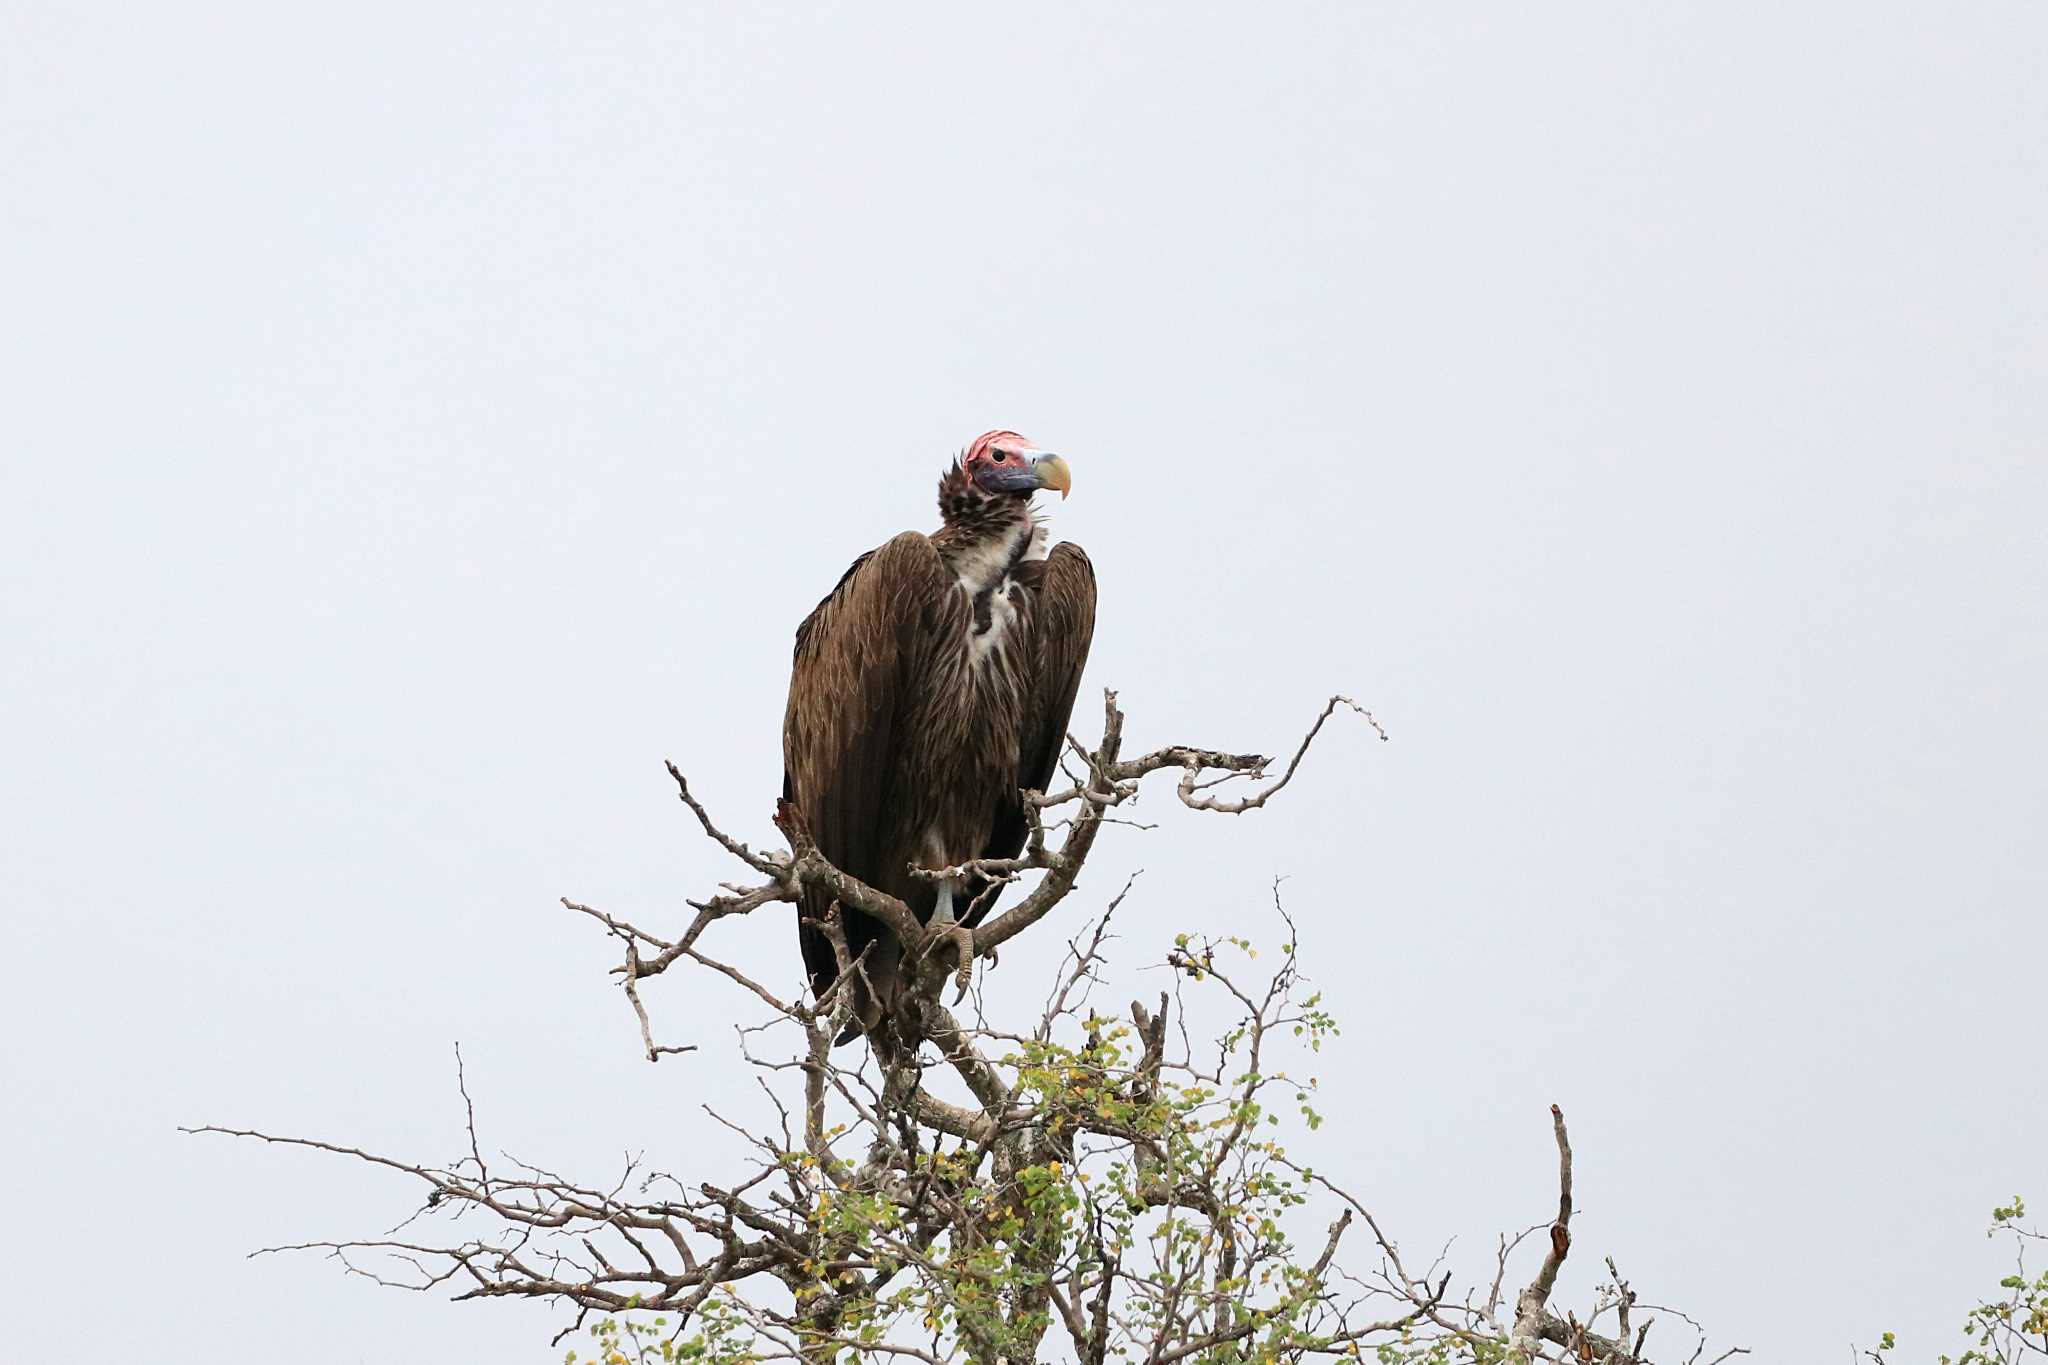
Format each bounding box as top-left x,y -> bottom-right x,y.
1037,454 -> 1073,499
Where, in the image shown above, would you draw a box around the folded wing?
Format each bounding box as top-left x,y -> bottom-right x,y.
782,531 -> 953,1004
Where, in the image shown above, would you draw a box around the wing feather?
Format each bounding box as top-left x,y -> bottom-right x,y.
783,531 -> 952,998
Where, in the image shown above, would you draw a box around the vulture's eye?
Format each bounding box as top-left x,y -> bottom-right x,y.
991,450 -> 1009,462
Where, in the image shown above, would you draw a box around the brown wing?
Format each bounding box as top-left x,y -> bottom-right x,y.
783,531 -> 952,1003
963,541 -> 1097,926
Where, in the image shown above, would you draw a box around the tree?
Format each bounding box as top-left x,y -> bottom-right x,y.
191,692 -> 1742,1364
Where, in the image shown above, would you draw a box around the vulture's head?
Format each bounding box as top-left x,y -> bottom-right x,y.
947,430 -> 1073,505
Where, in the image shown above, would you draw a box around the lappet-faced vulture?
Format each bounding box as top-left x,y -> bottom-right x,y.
782,431 -> 1097,1042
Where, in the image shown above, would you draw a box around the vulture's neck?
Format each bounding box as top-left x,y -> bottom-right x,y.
933,474 -> 1049,598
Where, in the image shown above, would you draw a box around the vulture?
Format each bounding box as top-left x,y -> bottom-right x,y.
782,430 -> 1097,1041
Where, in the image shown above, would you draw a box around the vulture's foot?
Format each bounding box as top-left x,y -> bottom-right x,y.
945,925 -> 975,1001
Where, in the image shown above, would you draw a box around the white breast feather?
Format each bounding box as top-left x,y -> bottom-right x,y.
956,520 -> 1046,666
971,582 -> 1021,665
952,521 -> 1030,595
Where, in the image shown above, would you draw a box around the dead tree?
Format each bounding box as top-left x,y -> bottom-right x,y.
191,692 -> 1740,1365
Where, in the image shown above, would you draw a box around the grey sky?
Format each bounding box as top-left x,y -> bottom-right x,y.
3,2 -> 2043,1360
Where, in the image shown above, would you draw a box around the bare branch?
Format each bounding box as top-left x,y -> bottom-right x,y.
1510,1104 -> 1575,1362
666,761 -> 785,876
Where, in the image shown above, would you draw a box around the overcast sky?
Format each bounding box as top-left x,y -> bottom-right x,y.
4,2 -> 2044,1361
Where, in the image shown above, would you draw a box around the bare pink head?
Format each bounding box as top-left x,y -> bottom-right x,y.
957,430 -> 1073,500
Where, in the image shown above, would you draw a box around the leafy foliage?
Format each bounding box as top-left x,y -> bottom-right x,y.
1868,1199 -> 2047,1365
558,927 -> 1406,1364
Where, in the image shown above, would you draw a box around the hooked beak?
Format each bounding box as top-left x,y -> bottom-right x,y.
1030,452 -> 1072,499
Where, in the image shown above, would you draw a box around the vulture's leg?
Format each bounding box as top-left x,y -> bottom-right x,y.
925,878 -> 976,999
